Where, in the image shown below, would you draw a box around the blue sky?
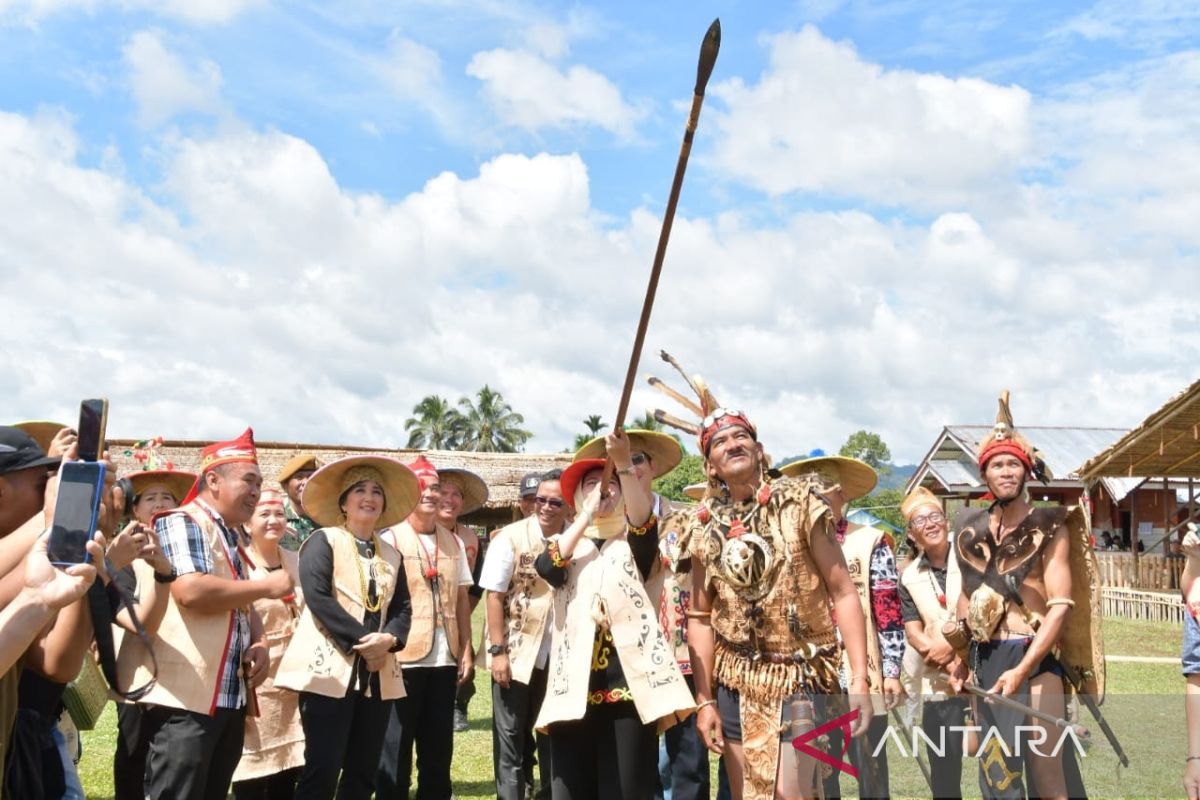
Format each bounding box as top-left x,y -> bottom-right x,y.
2,0 -> 1198,462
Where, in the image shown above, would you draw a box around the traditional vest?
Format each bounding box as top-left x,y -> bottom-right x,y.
275,528 -> 406,700
129,501 -> 244,715
233,547 -> 306,782
387,521 -> 463,664
656,497 -> 692,672
455,524 -> 480,573
840,525 -> 886,716
899,549 -> 954,698
684,476 -> 842,707
954,506 -> 1063,599
536,534 -> 694,733
492,516 -> 555,685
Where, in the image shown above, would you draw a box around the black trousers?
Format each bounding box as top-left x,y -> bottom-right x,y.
113,703 -> 149,800
233,767 -> 300,800
657,675 -> 710,800
293,689 -> 392,800
492,667 -> 551,800
377,665 -> 458,800
143,705 -> 246,800
921,698 -> 968,799
548,701 -> 658,800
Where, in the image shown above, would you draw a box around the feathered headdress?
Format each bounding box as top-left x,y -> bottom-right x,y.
646,351 -> 756,456
977,390 -> 1052,483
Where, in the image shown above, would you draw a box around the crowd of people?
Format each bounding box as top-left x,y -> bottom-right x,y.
0,379 -> 1192,800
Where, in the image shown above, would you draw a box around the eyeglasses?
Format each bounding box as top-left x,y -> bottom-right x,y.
534,497 -> 565,510
630,452 -> 650,466
908,511 -> 946,531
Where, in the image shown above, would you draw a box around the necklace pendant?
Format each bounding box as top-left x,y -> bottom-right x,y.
424,566 -> 438,580
937,593 -> 946,607
728,518 -> 747,539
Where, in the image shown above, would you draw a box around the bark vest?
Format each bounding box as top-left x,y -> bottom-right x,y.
274,528 -> 406,700
492,516 -> 555,685
655,497 -> 692,672
840,525 -> 886,716
898,550 -> 954,698
234,547 -> 306,781
129,501 -> 244,715
535,535 -> 694,734
387,522 -> 463,664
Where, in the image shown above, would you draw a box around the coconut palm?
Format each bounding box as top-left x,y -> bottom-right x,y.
404,395 -> 466,449
456,385 -> 533,453
572,415 -> 609,450
626,411 -> 663,432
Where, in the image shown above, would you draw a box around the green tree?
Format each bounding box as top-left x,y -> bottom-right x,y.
839,430 -> 892,475
403,395 -> 465,449
848,487 -> 906,536
652,453 -> 706,502
456,385 -> 533,453
626,411 -> 663,432
572,415 -> 609,450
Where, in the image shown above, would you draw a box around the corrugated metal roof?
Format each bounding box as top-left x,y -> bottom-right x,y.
946,425 -> 1128,481
928,459 -> 980,488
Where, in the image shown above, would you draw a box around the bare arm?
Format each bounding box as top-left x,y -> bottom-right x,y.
0,516 -> 44,605
687,560 -> 716,703
485,590 -> 506,648
1186,674 -> 1200,799
1012,523 -> 1072,677
171,571 -> 287,614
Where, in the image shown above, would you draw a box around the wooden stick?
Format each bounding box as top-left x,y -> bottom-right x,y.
600,19 -> 720,483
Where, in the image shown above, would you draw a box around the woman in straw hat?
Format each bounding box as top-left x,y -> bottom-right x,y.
110,465 -> 195,800
231,488 -> 306,799
778,455 -> 904,800
533,430 -> 693,800
275,456 -> 417,800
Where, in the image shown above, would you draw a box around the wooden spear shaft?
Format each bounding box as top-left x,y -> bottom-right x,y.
601,18 -> 721,479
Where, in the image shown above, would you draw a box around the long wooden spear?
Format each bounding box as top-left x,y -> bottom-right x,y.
601,18 -> 721,478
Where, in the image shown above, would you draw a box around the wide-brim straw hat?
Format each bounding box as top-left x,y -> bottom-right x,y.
683,482 -> 707,502
302,455 -> 419,530
126,469 -> 197,507
278,453 -> 322,485
12,420 -> 67,455
573,429 -> 683,479
437,468 -> 489,515
778,455 -> 878,502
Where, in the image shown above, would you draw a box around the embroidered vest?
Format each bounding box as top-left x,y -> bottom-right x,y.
840,525 -> 886,716
275,528 -> 406,700
899,552 -> 953,697
129,501 -> 242,715
493,516 -> 555,685
387,522 -> 463,663
234,548 -> 306,782
656,498 -> 692,672
536,535 -> 694,733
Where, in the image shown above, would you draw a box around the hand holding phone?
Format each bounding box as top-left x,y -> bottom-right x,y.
47,461 -> 106,567
76,398 -> 108,463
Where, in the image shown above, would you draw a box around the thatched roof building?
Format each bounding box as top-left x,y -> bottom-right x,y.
110,439 -> 572,529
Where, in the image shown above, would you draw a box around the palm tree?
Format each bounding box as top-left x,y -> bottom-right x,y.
456,385 -> 533,453
572,414 -> 609,450
626,411 -> 663,432
404,395 -> 465,449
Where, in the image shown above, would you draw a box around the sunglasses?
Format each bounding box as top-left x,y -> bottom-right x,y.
534,496 -> 565,509
631,452 -> 650,466
908,511 -> 946,531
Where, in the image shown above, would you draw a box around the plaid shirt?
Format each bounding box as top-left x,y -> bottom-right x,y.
156,498 -> 250,710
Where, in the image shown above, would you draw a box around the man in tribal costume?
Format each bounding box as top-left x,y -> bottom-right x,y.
648,361 -> 871,800
944,391 -> 1099,800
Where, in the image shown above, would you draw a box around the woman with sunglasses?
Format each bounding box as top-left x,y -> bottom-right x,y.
533,430 -> 693,800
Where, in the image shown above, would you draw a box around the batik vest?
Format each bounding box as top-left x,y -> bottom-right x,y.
492,516 -> 555,685
899,552 -> 954,698
840,525 -> 886,716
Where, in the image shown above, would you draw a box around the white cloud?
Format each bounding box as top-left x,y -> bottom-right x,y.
466,48 -> 646,140
0,0 -> 262,25
123,30 -> 224,127
1057,0 -> 1200,48
709,25 -> 1031,207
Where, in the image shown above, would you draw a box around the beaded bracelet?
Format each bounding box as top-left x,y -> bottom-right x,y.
548,540 -> 571,569
627,512 -> 658,537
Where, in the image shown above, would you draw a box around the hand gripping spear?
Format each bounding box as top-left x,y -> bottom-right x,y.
601,18 -> 721,486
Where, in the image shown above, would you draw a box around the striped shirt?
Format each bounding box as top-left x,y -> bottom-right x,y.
156,498 -> 251,710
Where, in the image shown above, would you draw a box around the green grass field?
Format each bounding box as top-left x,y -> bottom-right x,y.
77,615 -> 1188,798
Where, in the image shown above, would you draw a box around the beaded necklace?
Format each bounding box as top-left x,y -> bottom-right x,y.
348,529 -> 385,614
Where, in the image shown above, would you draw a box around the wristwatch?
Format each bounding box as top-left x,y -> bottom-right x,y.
487,643 -> 508,656
153,570 -> 177,584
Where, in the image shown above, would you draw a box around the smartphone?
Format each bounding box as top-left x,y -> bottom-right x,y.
47,461 -> 106,566
77,398 -> 108,462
